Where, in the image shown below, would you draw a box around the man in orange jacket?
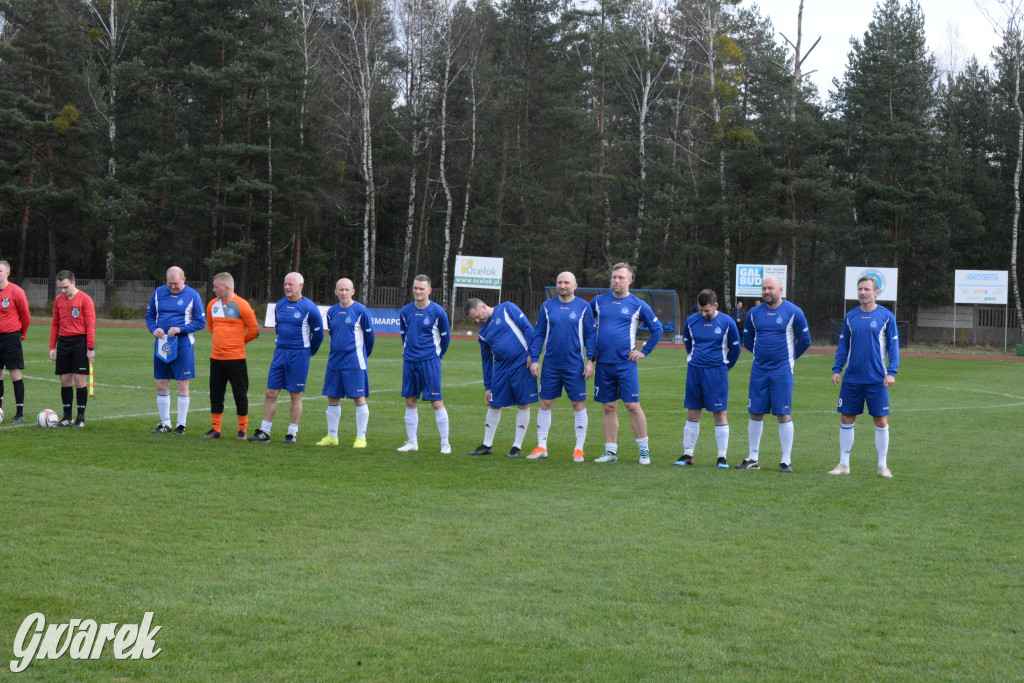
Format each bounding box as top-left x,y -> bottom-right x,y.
204,272 -> 259,439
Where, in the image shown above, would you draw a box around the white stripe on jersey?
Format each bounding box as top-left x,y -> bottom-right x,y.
877,321 -> 888,371
504,308 -> 530,352
785,318 -> 796,372
432,319 -> 442,356
354,319 -> 367,370
301,314 -> 312,347
719,326 -> 730,363
543,308 -> 551,358
576,314 -> 585,364
184,297 -> 196,346
629,308 -> 641,350
685,322 -> 694,364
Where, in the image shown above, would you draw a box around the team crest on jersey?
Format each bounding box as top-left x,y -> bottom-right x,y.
714,326 -> 722,335
569,312 -> 577,320
213,305 -> 221,315
345,316 -> 352,323
494,317 -> 502,326
71,307 -> 80,319
293,311 -> 301,319
177,299 -> 184,306
870,320 -> 877,328
622,308 -> 630,315
776,317 -> 784,324
1,297 -> 8,309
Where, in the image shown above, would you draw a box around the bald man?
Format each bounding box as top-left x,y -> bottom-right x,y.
525,272 -> 596,462
249,272 -> 323,443
146,266 -> 206,435
736,276 -> 811,473
316,278 -> 374,448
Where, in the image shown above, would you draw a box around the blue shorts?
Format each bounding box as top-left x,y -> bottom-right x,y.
489,365 -> 539,408
402,357 -> 443,401
838,382 -> 890,417
267,347 -> 311,392
153,340 -> 195,381
322,367 -> 369,399
594,362 -> 639,403
540,364 -> 587,402
748,372 -> 793,415
684,365 -> 729,411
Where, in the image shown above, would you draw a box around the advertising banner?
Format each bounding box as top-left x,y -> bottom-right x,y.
735,264 -> 788,297
954,270 -> 1008,304
454,255 -> 503,290
844,267 -> 898,302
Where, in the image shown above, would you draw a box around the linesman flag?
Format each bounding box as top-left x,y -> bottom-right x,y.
89,362 -> 94,397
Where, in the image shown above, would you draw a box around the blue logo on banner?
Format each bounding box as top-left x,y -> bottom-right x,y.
368,309 -> 403,334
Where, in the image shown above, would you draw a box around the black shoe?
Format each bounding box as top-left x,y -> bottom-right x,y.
11,415 -> 24,424
248,429 -> 271,442
151,423 -> 172,434
468,443 -> 492,456
72,418 -> 85,429
172,425 -> 186,436
506,446 -> 521,458
717,456 -> 729,469
673,455 -> 693,466
283,433 -> 297,444
57,417 -> 73,427
779,462 -> 792,473
736,459 -> 760,470
236,430 -> 247,440
203,429 -> 221,439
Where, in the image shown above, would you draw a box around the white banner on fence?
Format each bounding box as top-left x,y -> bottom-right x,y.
844,267 -> 898,302
954,270 -> 1008,304
453,255 -> 503,290
734,264 -> 788,298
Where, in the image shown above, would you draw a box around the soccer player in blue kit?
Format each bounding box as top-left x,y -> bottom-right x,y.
146,266 -> 206,435
676,289 -> 741,468
397,275 -> 452,454
249,272 -> 324,443
465,298 -> 538,458
316,278 -> 374,448
829,275 -> 899,478
527,272 -> 595,462
590,263 -> 663,465
736,276 -> 811,473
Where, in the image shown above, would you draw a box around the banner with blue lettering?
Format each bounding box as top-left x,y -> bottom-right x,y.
367,309 -> 403,334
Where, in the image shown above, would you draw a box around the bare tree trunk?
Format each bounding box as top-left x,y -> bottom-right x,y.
1012,57 -> 1024,340
451,66 -> 478,312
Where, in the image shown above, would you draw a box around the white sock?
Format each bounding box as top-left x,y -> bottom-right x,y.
355,404 -> 369,438
514,407 -> 530,448
779,420 -> 794,465
683,419 -> 700,455
839,424 -> 854,466
715,424 -> 729,457
875,425 -> 889,468
177,395 -> 190,427
326,404 -> 341,438
747,419 -> 763,461
573,409 -> 588,450
405,407 -> 418,442
483,407 -> 501,446
157,394 -> 171,426
536,408 -> 552,448
261,420 -> 273,433
287,422 -> 299,436
604,442 -> 617,454
636,436 -> 649,452
435,407 -> 450,444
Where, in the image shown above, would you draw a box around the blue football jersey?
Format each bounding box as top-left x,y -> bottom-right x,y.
833,305 -> 899,384
683,311 -> 740,369
478,302 -> 533,388
325,301 -> 374,370
400,301 -> 450,362
529,296 -> 595,369
591,292 -> 663,364
273,297 -> 324,354
145,284 -> 206,346
742,300 -> 812,375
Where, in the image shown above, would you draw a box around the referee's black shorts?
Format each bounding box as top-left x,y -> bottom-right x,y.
0,330 -> 25,370
55,334 -> 89,375
209,358 -> 249,415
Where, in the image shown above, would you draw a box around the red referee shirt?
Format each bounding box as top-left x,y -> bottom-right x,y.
0,281 -> 31,339
50,290 -> 96,350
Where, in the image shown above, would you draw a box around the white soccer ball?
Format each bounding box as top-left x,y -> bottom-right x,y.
37,409 -> 59,428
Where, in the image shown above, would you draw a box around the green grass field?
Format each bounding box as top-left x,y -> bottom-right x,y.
1,326 -> 1022,680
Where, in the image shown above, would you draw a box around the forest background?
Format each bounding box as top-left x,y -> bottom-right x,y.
2,0 -> 1023,340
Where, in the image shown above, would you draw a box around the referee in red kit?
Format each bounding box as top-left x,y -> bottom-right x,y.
48,270 -> 96,427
